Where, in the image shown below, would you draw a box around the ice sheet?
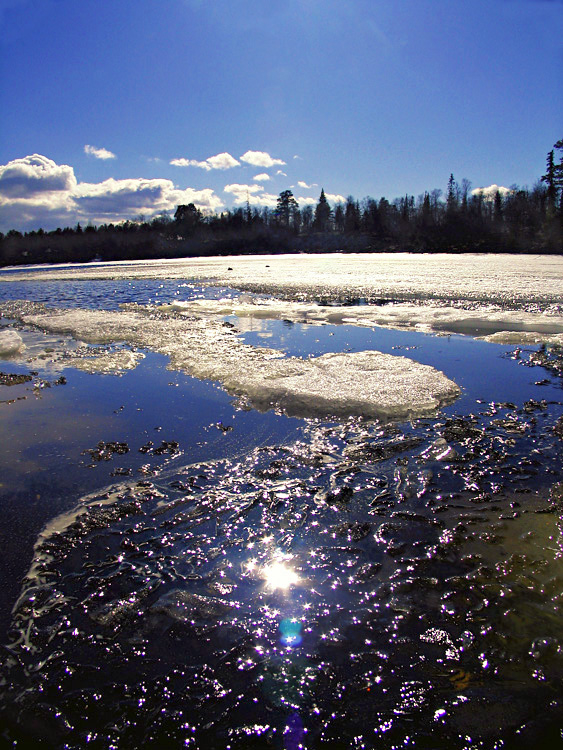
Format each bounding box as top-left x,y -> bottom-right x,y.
0,300 -> 460,420
2,253 -> 562,309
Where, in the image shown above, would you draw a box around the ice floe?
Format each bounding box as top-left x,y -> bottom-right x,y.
0,300 -> 460,420
73,349 -> 145,374
0,330 -> 25,357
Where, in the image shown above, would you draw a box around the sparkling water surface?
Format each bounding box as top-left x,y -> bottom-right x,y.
0,269 -> 562,749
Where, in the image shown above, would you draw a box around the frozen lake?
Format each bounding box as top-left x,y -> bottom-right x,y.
0,253 -> 562,748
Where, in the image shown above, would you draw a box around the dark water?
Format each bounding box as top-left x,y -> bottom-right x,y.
0,275 -> 562,749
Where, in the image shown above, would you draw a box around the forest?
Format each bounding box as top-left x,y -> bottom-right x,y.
1,140 -> 562,266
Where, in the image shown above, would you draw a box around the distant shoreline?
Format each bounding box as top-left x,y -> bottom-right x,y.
1,237 -> 562,270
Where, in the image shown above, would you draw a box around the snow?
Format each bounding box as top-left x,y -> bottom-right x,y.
0,300 -> 460,420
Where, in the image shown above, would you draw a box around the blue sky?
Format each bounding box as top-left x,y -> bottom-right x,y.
0,0 -> 561,231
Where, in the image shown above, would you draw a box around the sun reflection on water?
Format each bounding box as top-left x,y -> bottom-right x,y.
262,558 -> 300,591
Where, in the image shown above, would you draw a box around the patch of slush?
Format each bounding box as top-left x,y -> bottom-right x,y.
0,330 -> 25,357
0,300 -> 460,420
2,253 -> 562,310
72,348 -> 145,374
0,325 -> 123,377
161,297 -> 563,344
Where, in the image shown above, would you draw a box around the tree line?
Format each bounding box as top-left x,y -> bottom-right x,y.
1,140 -> 561,267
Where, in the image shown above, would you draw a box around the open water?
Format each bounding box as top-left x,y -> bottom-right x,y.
0,265 -> 562,749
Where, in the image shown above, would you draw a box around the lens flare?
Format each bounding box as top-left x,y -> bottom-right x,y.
280,618 -> 303,647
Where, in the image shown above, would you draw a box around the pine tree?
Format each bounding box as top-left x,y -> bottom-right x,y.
541,150 -> 558,218
313,189 -> 332,232
446,174 -> 458,215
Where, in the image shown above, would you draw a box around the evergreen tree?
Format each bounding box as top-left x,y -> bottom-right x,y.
361,198 -> 381,235
553,139 -> 563,220
313,189 -> 332,232
344,196 -> 361,233
541,150 -> 558,218
419,192 -> 433,228
446,174 -> 458,216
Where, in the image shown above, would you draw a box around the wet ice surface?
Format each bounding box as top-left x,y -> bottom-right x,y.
1,411 -> 562,749
0,255 -> 562,748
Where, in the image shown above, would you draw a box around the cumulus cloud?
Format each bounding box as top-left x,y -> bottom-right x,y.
170,152 -> 239,170
74,178 -> 223,221
84,144 -> 116,160
471,184 -> 513,201
73,178 -> 217,217
325,192 -> 346,204
253,173 -> 271,182
298,180 -> 317,189
276,170 -> 287,177
0,154 -> 223,231
0,194 -> 76,231
297,196 -> 317,206
240,150 -> 286,168
0,154 -> 77,198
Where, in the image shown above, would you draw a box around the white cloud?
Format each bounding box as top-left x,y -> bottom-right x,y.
294,192 -> 345,207
84,144 -> 116,160
0,192 -> 76,231
206,152 -> 240,170
170,152 -> 240,171
276,170 -> 287,177
325,193 -> 346,204
253,173 -> 271,182
223,182 -> 278,207
224,183 -> 264,201
298,180 -> 317,189
471,184 -> 512,201
240,150 -> 286,168
293,155 -> 303,160
0,154 -> 77,198
171,158 -> 204,168
0,154 -> 223,231
247,192 -> 278,208
74,178 -> 223,220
